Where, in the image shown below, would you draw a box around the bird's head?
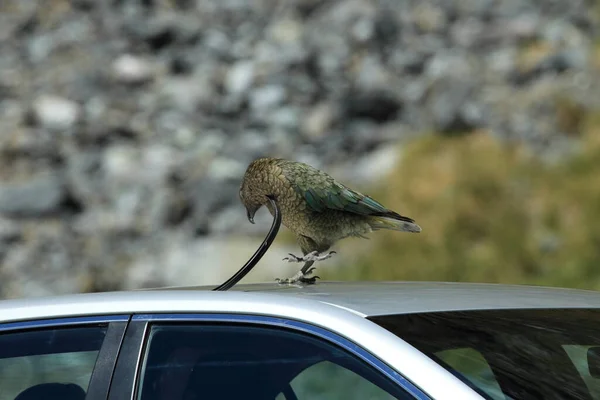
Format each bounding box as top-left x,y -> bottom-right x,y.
239,172 -> 265,225
239,187 -> 262,224
240,157 -> 279,224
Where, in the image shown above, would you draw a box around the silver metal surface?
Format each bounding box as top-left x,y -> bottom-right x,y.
3,281 -> 600,399
0,286 -> 488,399
152,280 -> 600,316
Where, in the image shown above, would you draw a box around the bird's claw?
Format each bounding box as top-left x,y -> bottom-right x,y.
276,269 -> 320,286
282,253 -> 302,262
282,250 -> 337,263
304,266 -> 317,275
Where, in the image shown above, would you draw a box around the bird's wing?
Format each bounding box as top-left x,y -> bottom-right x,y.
294,178 -> 405,218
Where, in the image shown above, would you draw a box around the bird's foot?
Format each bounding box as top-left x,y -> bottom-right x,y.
282,250 -> 336,263
276,267 -> 320,286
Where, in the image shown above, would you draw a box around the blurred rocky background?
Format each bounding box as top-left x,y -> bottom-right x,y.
0,0 -> 599,298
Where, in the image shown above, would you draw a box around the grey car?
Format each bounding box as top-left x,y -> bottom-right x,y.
2,281 -> 600,400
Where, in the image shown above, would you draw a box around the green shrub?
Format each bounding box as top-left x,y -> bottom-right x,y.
330,113 -> 600,290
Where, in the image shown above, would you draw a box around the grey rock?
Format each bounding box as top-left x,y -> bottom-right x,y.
268,107 -> 300,129
0,217 -> 20,266
426,52 -> 473,79
539,49 -> 588,72
373,10 -> 400,48
71,0 -> 96,10
111,54 -> 154,85
225,60 -> 255,95
390,50 -> 429,75
31,95 -> 81,131
27,35 -> 56,64
542,20 -> 585,46
268,18 -> 304,44
493,0 -> 535,17
510,49 -> 589,85
354,55 -> 391,90
140,144 -> 178,183
206,157 -> 246,181
454,0 -> 495,17
1,126 -> 60,160
401,80 -> 428,103
321,0 -> 376,28
194,132 -> 227,156
209,206 -> 245,235
0,217 -> 21,243
66,150 -> 103,205
102,145 -> 141,182
412,3 -> 447,33
451,18 -> 485,48
486,48 -> 518,75
186,178 -> 240,232
351,17 -> 375,42
249,85 -> 286,111
302,103 -> 337,140
503,14 -> 540,41
159,69 -> 217,111
335,145 -> 400,184
1,223 -> 85,298
128,14 -> 201,51
237,131 -> 272,154
130,17 -> 178,51
428,78 -> 481,133
204,29 -> 232,55
0,1 -> 36,42
0,174 -> 66,217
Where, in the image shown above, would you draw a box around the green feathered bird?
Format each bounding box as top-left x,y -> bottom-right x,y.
239,157 -> 421,284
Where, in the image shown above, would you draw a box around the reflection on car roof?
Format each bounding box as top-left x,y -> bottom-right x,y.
1,281 -> 600,324
151,281 -> 600,316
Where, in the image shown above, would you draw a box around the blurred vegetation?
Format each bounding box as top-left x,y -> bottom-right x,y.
327,107 -> 600,290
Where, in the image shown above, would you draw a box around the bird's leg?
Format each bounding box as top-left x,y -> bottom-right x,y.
276,261 -> 320,286
282,250 -> 337,263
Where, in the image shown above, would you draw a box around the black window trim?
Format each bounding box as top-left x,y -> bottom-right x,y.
111,313 -> 431,400
87,319 -> 129,400
0,314 -> 130,400
108,318 -> 149,400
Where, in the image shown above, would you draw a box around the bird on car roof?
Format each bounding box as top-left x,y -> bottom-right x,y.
239,157 -> 421,285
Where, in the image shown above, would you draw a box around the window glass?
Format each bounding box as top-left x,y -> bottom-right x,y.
563,345 -> 600,399
289,360 -> 396,400
0,325 -> 107,400
137,323 -> 413,400
435,348 -> 504,400
370,309 -> 600,400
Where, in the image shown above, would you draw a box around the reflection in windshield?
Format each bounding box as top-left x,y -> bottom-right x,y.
370,309 -> 600,400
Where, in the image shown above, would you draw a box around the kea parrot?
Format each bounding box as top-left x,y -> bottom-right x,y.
239,157 -> 421,284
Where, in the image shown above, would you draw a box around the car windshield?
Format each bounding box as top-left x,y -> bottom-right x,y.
369,309 -> 600,400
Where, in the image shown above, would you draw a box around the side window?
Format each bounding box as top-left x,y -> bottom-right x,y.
0,325 -> 107,399
137,324 -> 414,400
563,345 -> 600,399
435,348 -> 504,400
286,360 -> 396,399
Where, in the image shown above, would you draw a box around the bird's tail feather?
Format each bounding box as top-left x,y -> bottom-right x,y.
368,215 -> 422,233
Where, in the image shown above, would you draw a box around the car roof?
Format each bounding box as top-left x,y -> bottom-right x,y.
226,281 -> 600,315
1,281 -> 600,324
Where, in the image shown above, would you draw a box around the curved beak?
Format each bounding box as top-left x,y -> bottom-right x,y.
246,207 -> 256,224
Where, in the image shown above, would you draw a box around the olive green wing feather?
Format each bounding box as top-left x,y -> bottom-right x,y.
294,178 -> 415,223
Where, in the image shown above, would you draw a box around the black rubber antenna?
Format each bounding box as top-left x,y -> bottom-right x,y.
213,195 -> 281,291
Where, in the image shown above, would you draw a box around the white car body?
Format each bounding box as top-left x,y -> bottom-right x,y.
3,281 -> 600,399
